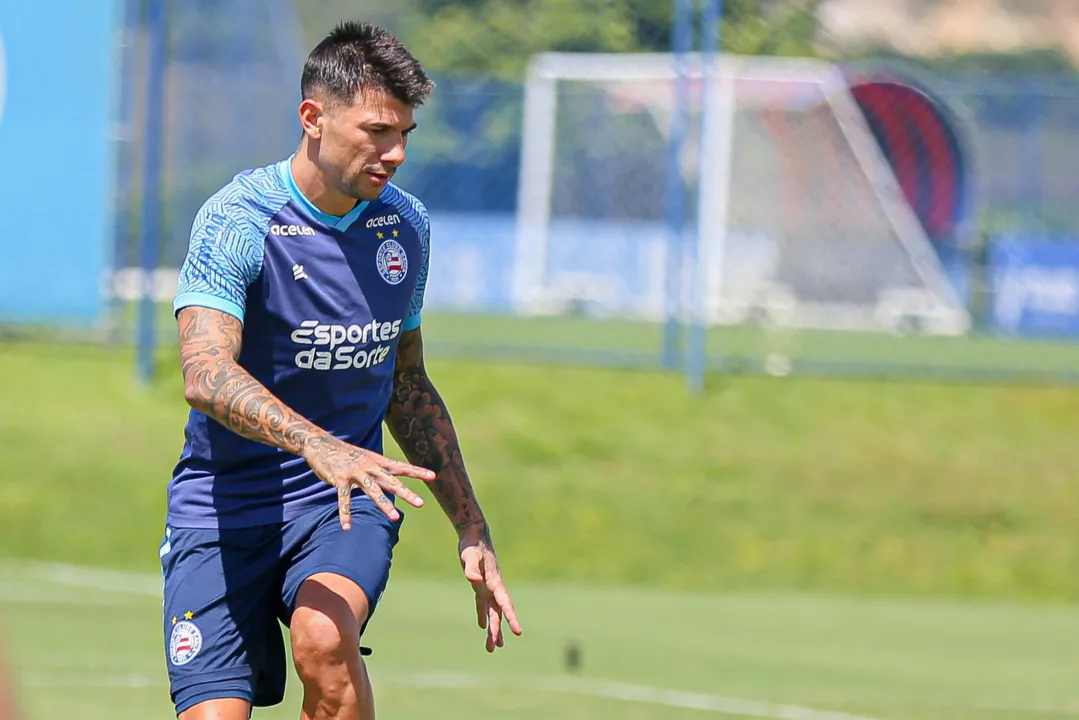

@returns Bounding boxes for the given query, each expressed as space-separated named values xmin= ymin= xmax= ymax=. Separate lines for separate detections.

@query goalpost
xmin=513 ymin=51 xmax=971 ymax=337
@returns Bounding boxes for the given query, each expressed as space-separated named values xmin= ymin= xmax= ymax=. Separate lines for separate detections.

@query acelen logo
xmin=270 ymin=224 xmax=316 ymax=237
xmin=366 ymin=214 xmax=401 ymax=229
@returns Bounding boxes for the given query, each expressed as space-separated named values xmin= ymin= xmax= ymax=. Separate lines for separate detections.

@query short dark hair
xmin=300 ymin=21 xmax=435 ymax=108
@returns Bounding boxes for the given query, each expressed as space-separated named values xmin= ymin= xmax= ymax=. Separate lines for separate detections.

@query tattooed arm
xmin=385 ymin=327 xmax=522 ymax=651
xmin=177 ymin=306 xmax=433 ymax=528
xmin=178 ymin=305 xmax=324 ymax=454
xmin=384 ymin=326 xmax=486 ymax=535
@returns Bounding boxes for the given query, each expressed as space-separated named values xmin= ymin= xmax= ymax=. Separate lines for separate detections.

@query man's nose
xmin=382 ymin=140 xmax=405 ymax=167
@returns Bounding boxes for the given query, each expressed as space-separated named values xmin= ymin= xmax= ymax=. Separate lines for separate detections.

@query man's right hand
xmin=302 ymin=434 xmax=436 ymax=529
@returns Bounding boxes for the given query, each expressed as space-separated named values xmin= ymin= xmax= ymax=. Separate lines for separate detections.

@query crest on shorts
xmin=169 ymin=619 xmax=203 ymax=666
xmin=376 ymin=238 xmax=408 ymax=285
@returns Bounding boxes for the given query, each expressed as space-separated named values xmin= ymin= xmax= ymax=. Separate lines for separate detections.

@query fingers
xmin=461 ymin=548 xmax=523 ymax=652
xmin=462 ymin=547 xmax=488 ymax=629
xmin=482 ymin=577 xmax=521 ymax=653
xmin=353 ymin=473 xmax=400 ymax=522
xmin=337 ymin=483 xmax=353 ymax=531
xmin=470 ymin=576 xmax=522 ymax=653
xmin=372 ymin=468 xmax=425 ymax=510
xmin=336 ymin=469 xmax=423 ymax=526
xmin=316 ymin=443 xmax=431 ymax=525
xmin=381 ymin=457 xmax=437 ymax=483
xmin=357 ymin=457 xmax=432 ymax=517
xmin=491 ymin=583 xmax=523 ymax=637
xmin=475 ymin=587 xmax=486 ymax=630
xmin=486 ymin=601 xmax=503 ymax=653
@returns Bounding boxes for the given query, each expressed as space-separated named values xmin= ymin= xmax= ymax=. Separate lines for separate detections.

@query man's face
xmin=317 ymin=87 xmax=416 ymax=202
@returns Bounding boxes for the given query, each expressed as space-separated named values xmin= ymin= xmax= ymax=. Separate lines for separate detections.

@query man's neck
xmin=289 ymin=153 xmax=358 ymax=218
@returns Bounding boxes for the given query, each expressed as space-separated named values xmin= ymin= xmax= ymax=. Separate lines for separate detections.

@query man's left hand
xmin=459 ymin=526 xmax=522 ymax=653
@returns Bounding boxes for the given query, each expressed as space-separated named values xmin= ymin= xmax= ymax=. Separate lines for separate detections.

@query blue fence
xmin=0 ymin=0 xmax=120 ymax=326
xmin=988 ymin=236 xmax=1079 ymax=337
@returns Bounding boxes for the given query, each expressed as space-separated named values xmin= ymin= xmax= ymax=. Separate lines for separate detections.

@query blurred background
xmin=2 ymin=0 xmax=1079 ymax=718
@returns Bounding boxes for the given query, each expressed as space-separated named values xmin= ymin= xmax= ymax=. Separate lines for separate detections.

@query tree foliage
xmin=286 ymin=0 xmax=824 ymax=208
xmin=388 ymin=0 xmax=822 ymax=80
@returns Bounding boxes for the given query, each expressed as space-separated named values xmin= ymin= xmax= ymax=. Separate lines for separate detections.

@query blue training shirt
xmin=168 ymin=157 xmax=430 ymax=529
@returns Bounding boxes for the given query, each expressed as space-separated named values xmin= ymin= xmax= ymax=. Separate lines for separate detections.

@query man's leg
xmin=178 ymin=698 xmax=251 ymax=720
xmin=281 ymin=500 xmax=403 ymax=720
xmin=162 ymin=524 xmax=288 ymax=720
xmin=290 ymin=573 xmax=374 ymax=720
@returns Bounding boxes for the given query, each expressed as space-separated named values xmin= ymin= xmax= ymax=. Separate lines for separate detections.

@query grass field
xmin=2 ymin=327 xmax=1079 ymax=718
xmin=2 ymin=561 xmax=1078 ymax=720
xmin=2 ymin=335 xmax=1079 ymax=600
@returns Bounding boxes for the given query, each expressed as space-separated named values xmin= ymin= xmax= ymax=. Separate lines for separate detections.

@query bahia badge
xmin=376 ymin=239 xmax=408 ymax=285
xmin=169 ymin=620 xmax=203 ymax=666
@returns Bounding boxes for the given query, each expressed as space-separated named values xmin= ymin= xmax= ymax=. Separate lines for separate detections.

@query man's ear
xmin=298 ymin=98 xmax=325 ymax=140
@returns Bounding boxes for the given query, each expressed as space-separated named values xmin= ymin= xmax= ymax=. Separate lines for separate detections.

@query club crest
xmin=376 ymin=239 xmax=408 ymax=285
xmin=169 ymin=620 xmax=203 ymax=666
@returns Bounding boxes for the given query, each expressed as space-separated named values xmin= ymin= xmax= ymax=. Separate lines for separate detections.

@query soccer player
xmin=161 ymin=21 xmax=522 ymax=720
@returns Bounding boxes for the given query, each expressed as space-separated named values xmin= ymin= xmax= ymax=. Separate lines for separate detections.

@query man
xmin=162 ymin=20 xmax=522 ymax=720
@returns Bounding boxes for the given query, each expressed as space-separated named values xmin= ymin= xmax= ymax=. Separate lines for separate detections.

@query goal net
xmin=513 ymin=52 xmax=970 ymax=336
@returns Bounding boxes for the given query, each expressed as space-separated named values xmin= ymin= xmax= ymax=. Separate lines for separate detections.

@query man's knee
xmin=290 ymin=576 xmax=375 ymax=718
xmin=292 ymin=608 xmax=357 ymax=676
xmin=290 ymin=575 xmax=370 ymax=680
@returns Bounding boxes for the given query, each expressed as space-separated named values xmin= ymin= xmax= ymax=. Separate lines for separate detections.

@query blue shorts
xmin=158 ymin=499 xmax=403 ymax=715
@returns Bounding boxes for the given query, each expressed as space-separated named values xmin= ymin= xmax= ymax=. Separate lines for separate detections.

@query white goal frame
xmin=514 ymin=51 xmax=971 ymax=335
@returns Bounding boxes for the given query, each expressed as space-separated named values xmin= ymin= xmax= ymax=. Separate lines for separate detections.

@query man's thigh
xmin=160 ymin=524 xmax=289 ymax=716
xmin=280 ymin=499 xmax=404 ymax=634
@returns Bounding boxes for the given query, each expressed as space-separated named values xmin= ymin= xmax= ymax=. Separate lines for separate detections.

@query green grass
xmin=1 ymin=563 xmax=1078 ymax=720
xmin=2 ymin=336 xmax=1079 ymax=601
xmin=2 ymin=327 xmax=1078 ymax=718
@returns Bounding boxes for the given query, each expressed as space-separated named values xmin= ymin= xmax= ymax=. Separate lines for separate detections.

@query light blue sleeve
xmin=402 ymin=200 xmax=430 ymax=332
xmin=173 ymin=204 xmax=264 ymax=322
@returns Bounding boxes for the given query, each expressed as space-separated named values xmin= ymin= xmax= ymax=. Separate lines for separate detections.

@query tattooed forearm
xmin=178 ymin=307 xmax=327 ymax=456
xmin=385 ymin=328 xmax=487 ymax=536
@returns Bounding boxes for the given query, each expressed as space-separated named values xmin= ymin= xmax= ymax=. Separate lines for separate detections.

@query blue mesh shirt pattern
xmin=381 ymin=184 xmax=430 ymax=330
xmin=174 ymin=167 xmax=290 ymax=320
